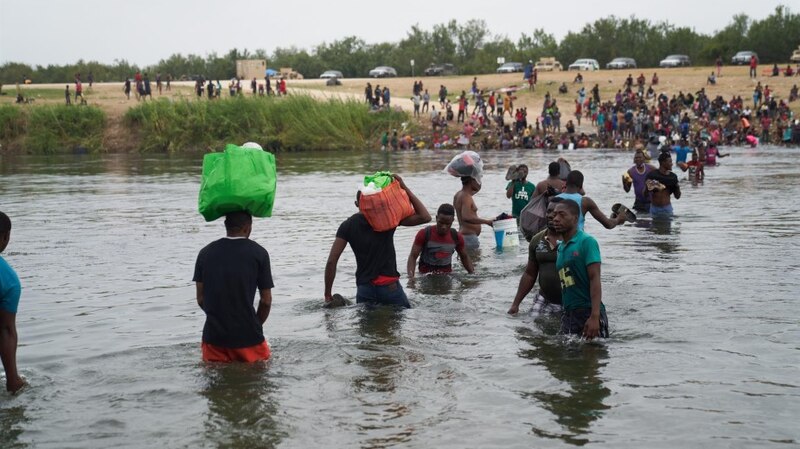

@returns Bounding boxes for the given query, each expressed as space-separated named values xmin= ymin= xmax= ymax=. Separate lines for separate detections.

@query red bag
xmin=359 ymin=181 xmax=414 ymax=232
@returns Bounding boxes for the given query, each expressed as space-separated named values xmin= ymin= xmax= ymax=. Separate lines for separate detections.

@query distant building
xmin=236 ymin=60 xmax=267 ymax=79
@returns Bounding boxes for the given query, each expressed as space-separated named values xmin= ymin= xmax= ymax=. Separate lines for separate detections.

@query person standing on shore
xmin=64 ymin=84 xmax=71 ymax=105
xmin=646 ymin=152 xmax=681 ymax=218
xmin=750 ymin=55 xmax=758 ymax=79
xmin=422 ymin=89 xmax=430 ymax=114
xmin=166 ymin=73 xmax=171 ymax=91
xmin=156 ymin=73 xmax=162 ymax=95
xmin=324 ymin=175 xmax=431 ymax=308
xmin=407 ymin=203 xmax=473 ymax=279
xmin=454 ymin=176 xmax=494 ymax=250
xmin=0 ymin=211 xmax=26 ymax=393
xmin=508 ymin=198 xmax=564 ymax=316
xmin=622 ymin=150 xmax=656 ymax=212
xmin=552 ymin=199 xmax=609 ymax=339
xmin=193 ymin=211 xmax=273 ymax=363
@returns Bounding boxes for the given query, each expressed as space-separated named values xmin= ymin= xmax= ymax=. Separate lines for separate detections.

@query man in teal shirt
xmin=0 ymin=211 xmax=25 ymax=393
xmin=552 ymin=199 xmax=609 ymax=339
xmin=505 ymin=164 xmax=535 ymax=221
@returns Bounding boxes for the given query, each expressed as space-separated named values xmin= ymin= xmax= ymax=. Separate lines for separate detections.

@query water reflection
xmin=0 ymin=404 xmax=28 ymax=449
xmin=200 ymin=362 xmax=285 ymax=449
xmin=516 ymin=327 xmax=610 ymax=446
xmin=631 ymin=217 xmax=681 ymax=259
xmin=351 ymin=307 xmax=416 ymax=447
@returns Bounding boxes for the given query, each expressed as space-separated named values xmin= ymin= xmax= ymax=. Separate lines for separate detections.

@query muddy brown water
xmin=0 ymin=146 xmax=798 ymax=448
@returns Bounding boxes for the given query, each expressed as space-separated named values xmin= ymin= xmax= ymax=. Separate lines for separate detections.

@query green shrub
xmin=25 ymin=105 xmax=106 ymax=153
xmin=0 ymin=105 xmax=26 ymax=141
xmin=125 ymin=95 xmax=408 ymax=153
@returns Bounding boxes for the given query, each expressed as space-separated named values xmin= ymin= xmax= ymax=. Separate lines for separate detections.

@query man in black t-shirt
xmin=324 ymin=174 xmax=431 ymax=308
xmin=193 ymin=211 xmax=273 ymax=362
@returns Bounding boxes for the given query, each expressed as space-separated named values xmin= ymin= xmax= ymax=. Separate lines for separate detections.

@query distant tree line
xmin=2 ymin=6 xmax=798 ymax=84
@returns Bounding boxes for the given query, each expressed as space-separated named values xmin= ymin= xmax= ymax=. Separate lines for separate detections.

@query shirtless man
xmin=454 ymin=176 xmax=493 ymax=250
xmin=645 ymin=152 xmax=681 ymax=217
xmin=534 ymin=161 xmax=566 ymax=197
xmin=556 ymin=170 xmax=626 ymax=231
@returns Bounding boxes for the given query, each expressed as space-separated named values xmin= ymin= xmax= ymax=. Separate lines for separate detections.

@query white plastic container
xmin=493 ymin=218 xmax=519 ymax=248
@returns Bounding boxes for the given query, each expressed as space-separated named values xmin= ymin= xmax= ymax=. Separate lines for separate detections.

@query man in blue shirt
xmin=0 ymin=211 xmax=25 ymax=393
xmin=671 ymin=139 xmax=692 ymax=171
xmin=552 ymin=200 xmax=609 ymax=339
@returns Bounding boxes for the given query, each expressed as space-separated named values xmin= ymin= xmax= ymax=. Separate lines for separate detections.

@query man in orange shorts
xmin=193 ymin=211 xmax=273 ymax=362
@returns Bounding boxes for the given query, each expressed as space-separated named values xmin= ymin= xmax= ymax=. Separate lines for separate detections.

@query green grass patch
xmin=0 ymin=104 xmax=25 ymax=140
xmin=125 ymin=95 xmax=408 ymax=153
xmin=25 ymin=105 xmax=106 ymax=153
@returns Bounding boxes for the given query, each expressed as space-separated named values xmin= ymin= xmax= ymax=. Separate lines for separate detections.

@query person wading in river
xmin=645 ymin=152 xmax=681 ymax=218
xmin=324 ymin=174 xmax=430 ymax=308
xmin=454 ymin=176 xmax=494 ymax=250
xmin=552 ymin=199 xmax=609 ymax=339
xmin=508 ymin=197 xmax=565 ymax=316
xmin=193 ymin=211 xmax=273 ymax=362
xmin=556 ymin=170 xmax=627 ymax=231
xmin=407 ymin=203 xmax=474 ymax=279
xmin=0 ymin=211 xmax=25 ymax=393
xmin=622 ymin=150 xmax=656 ymax=212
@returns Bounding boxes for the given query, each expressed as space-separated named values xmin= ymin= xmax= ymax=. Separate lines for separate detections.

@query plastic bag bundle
xmin=198 ymin=143 xmax=277 ymax=222
xmin=444 ymin=151 xmax=484 ymax=184
xmin=519 ymin=193 xmax=549 ymax=241
xmin=358 ymin=172 xmax=414 ymax=232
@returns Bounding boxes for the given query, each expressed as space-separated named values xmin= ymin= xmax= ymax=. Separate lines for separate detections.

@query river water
xmin=0 ymin=146 xmax=798 ymax=448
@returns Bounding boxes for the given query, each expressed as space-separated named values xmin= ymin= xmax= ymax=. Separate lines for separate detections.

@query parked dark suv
xmin=424 ymin=63 xmax=458 ymax=76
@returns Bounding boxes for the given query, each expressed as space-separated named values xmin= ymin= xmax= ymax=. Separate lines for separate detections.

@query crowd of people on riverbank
xmin=379 ymin=74 xmax=800 ymax=151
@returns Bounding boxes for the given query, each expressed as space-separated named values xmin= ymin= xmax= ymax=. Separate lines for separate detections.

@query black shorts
xmin=561 ymin=308 xmax=609 ymax=338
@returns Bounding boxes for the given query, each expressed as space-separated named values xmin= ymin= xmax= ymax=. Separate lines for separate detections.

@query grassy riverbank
xmin=125 ymin=95 xmax=408 ymax=152
xmin=0 ymin=104 xmax=106 ymax=153
xmin=0 ymin=95 xmax=408 ymax=153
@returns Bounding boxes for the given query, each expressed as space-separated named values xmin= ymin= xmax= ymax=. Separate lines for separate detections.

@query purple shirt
xmin=628 ymin=164 xmax=655 ymax=202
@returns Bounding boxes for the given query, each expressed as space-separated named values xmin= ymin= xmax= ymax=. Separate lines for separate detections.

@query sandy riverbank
xmin=3 ymin=66 xmax=799 ymax=151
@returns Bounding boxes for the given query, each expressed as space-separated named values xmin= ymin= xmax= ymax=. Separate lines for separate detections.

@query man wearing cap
xmin=646 ymin=152 xmax=681 ymax=217
xmin=325 ymin=175 xmax=431 ymax=308
xmin=193 ymin=211 xmax=274 ymax=363
xmin=454 ymin=176 xmax=494 ymax=250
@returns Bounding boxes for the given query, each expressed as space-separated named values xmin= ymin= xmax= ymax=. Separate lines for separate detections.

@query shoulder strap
xmin=423 ymin=226 xmax=431 ymax=247
xmin=450 ymin=228 xmax=459 ymax=246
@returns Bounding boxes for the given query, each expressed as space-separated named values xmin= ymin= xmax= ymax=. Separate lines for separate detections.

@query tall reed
xmin=125 ymin=95 xmax=408 ymax=152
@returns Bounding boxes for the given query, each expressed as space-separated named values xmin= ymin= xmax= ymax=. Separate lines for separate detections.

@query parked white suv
xmin=568 ymin=59 xmax=600 ymax=71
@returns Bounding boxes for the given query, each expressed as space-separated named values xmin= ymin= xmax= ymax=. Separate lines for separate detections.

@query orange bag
xmin=359 ymin=180 xmax=415 ymax=232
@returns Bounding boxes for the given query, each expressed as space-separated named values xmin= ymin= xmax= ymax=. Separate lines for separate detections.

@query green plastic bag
xmin=363 ymin=171 xmax=393 ymax=189
xmin=198 ymin=144 xmax=277 ymax=222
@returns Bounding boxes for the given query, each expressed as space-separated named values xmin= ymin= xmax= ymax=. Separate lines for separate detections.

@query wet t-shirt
xmin=193 ymin=238 xmax=273 ymax=348
xmin=646 ymin=170 xmax=679 ymax=194
xmin=336 ymin=213 xmax=399 ymax=285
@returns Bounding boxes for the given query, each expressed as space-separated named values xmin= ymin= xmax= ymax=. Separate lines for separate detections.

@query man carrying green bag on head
xmin=198 ymin=142 xmax=277 ymax=222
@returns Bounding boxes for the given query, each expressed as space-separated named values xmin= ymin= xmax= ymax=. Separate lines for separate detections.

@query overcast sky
xmin=0 ymin=0 xmax=790 ymax=66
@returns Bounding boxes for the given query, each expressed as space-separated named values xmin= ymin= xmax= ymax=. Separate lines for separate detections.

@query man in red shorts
xmin=193 ymin=211 xmax=273 ymax=362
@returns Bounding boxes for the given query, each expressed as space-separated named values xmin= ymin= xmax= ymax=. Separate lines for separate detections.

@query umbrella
xmin=265 ymin=69 xmax=278 ymax=76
